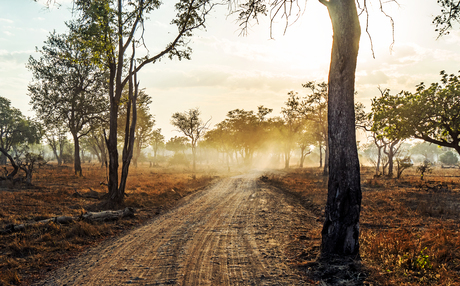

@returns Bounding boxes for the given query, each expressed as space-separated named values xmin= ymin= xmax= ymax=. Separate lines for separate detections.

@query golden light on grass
xmin=263 ymin=166 xmax=460 ymax=285
xmin=0 ymin=163 xmax=217 ymax=285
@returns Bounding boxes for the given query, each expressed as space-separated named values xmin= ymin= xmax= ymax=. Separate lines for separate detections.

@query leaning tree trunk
xmin=119 ymin=69 xmax=137 ymax=196
xmin=107 ymin=60 xmax=122 ymax=205
xmin=321 ymin=0 xmax=362 ymax=259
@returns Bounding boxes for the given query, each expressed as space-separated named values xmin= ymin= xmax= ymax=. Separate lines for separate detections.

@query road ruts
xmin=34 ymin=173 xmax=311 ymax=286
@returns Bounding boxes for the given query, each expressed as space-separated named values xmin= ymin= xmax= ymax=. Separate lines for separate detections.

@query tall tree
xmin=302 ymin=81 xmax=328 ymax=174
xmin=43 ymin=123 xmax=68 ymax=166
xmin=233 ymin=0 xmax=376 ymax=258
xmin=204 ymin=122 xmax=234 ymax=170
xmin=222 ymin=106 xmax=272 ymax=166
xmin=119 ymin=89 xmax=156 ymax=167
xmin=166 ymin=136 xmax=190 ymax=155
xmin=280 ymin=92 xmax=305 ymax=169
xmin=297 ymin=121 xmax=316 ymax=168
xmin=73 ymin=0 xmax=215 ymax=206
xmin=171 ymin=108 xmax=209 ymax=171
xmin=150 ymin=128 xmax=165 ymax=166
xmin=82 ymin=126 xmax=108 ymax=168
xmin=27 ymin=30 xmax=108 ymax=176
xmin=320 ymin=0 xmax=362 ymax=257
xmin=370 ymin=89 xmax=408 ymax=177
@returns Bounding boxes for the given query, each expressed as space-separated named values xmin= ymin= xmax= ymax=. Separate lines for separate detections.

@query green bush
xmin=168 ymin=153 xmax=190 ymax=167
xmin=439 ymin=150 xmax=458 ymax=165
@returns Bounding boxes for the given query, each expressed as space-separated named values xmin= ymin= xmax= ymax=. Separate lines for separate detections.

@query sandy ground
xmin=33 ymin=173 xmax=315 ymax=285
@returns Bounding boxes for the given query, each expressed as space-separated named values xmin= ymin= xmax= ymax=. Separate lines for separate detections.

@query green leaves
xmin=27 ymin=29 xmax=108 ymax=137
xmin=433 ymin=0 xmax=460 ymax=37
xmin=371 ymin=70 xmax=460 ymax=156
xmin=0 ymin=97 xmax=41 ymax=151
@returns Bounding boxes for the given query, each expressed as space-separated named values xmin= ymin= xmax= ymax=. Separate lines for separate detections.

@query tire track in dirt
xmin=34 ymin=173 xmax=312 ymax=285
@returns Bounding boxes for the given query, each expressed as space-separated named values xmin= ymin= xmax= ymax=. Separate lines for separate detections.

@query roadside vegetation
xmin=0 ymin=163 xmax=218 ymax=286
xmin=265 ymin=167 xmax=460 ymax=285
xmin=2 ymin=162 xmax=459 ymax=285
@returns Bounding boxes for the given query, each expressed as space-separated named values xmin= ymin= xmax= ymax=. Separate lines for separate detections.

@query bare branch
xmin=379 ymin=0 xmax=396 ymax=53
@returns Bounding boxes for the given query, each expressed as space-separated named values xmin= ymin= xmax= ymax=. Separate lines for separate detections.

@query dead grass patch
xmin=0 ymin=163 xmax=217 ymax=285
xmin=265 ymin=166 xmax=460 ymax=285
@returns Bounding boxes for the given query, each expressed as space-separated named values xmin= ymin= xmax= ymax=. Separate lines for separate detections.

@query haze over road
xmin=35 ymin=173 xmax=314 ymax=285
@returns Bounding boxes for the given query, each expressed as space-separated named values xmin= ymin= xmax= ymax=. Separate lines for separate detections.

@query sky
xmin=1 ymin=0 xmax=459 ymax=141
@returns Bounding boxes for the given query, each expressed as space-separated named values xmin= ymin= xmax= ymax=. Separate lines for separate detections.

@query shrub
xmin=396 ymin=156 xmax=413 ymax=178
xmin=168 ymin=153 xmax=190 ymax=167
xmin=439 ymin=150 xmax=458 ymax=166
xmin=416 ymin=159 xmax=433 ymax=180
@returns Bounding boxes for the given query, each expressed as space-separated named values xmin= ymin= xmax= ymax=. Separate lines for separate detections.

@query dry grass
xmin=0 ymin=163 xmax=218 ymax=286
xmin=264 ymin=166 xmax=460 ymax=285
xmin=2 ymin=162 xmax=459 ymax=285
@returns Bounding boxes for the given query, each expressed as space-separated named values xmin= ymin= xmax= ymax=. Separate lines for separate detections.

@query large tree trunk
xmin=72 ymin=132 xmax=82 ymax=176
xmin=387 ymin=146 xmax=394 ymax=177
xmin=107 ymin=59 xmax=122 ymax=205
xmin=321 ymin=0 xmax=362 ymax=259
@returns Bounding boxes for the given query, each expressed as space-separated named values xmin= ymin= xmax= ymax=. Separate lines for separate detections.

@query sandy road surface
xmin=34 ymin=173 xmax=313 ymax=285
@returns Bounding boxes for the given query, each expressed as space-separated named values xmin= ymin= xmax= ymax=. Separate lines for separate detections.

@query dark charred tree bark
xmin=118 ymin=63 xmax=138 ymax=197
xmin=107 ymin=61 xmax=122 ymax=204
xmin=71 ymin=132 xmax=82 ymax=176
xmin=320 ymin=0 xmax=362 ymax=259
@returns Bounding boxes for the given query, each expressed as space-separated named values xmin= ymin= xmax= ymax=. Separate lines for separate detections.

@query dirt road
xmin=34 ymin=173 xmax=314 ymax=285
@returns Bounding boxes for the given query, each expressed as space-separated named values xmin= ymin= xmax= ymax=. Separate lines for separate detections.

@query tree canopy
xmin=171 ymin=108 xmax=209 ymax=171
xmin=27 ymin=29 xmax=108 ymax=176
xmin=371 ymin=71 xmax=460 ymax=156
xmin=67 ymin=0 xmax=215 ymax=205
xmin=0 ymin=97 xmax=41 ymax=158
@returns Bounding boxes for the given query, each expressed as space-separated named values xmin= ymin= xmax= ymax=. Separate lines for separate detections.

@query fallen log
xmin=72 ymin=188 xmax=104 ymax=199
xmin=0 ymin=207 xmax=135 ymax=235
xmin=81 ymin=207 xmax=135 ymax=222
